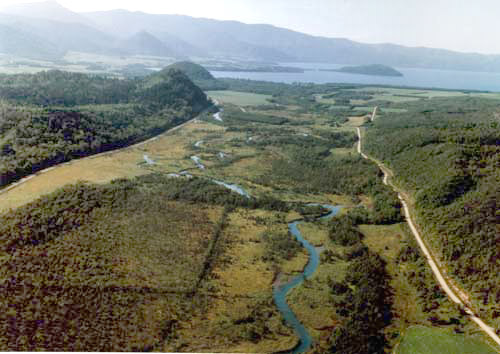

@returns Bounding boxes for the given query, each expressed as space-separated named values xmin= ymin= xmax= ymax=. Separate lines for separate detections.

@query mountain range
xmin=2 ymin=1 xmax=500 ymax=72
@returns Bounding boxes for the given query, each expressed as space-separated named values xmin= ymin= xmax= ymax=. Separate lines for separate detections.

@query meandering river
xmin=274 ymin=204 xmax=342 ymax=353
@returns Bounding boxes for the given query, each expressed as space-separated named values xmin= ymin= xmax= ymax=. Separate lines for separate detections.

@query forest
xmin=363 ymin=96 xmax=500 ymax=326
xmin=0 ymin=174 xmax=299 ymax=351
xmin=0 ymin=69 xmax=211 ymax=187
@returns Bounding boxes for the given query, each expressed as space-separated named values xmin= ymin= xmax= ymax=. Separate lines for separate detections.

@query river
xmin=274 ymin=204 xmax=342 ymax=353
xmin=211 ymin=62 xmax=500 ymax=91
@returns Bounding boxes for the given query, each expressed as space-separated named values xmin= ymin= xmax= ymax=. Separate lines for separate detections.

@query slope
xmin=0 ymin=69 xmax=211 ymax=188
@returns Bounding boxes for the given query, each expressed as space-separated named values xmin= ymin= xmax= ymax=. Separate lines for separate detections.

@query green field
xmin=396 ymin=326 xmax=497 ymax=354
xmin=207 ymin=90 xmax=272 ymax=106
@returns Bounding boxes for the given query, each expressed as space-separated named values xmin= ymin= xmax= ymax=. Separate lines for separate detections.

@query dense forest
xmin=0 ymin=69 xmax=211 ymax=188
xmin=161 ymin=62 xmax=227 ymax=90
xmin=0 ymin=174 xmax=297 ymax=351
xmin=363 ymin=97 xmax=500 ymax=324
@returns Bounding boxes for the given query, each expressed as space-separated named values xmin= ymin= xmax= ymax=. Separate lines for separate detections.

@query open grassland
xmin=349 ymin=86 xmax=500 ymax=100
xmin=396 ymin=326 xmax=497 ymax=354
xmin=207 ymin=90 xmax=272 ymax=106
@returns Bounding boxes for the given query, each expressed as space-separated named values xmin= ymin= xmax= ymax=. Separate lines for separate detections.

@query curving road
xmin=357 ymin=119 xmax=500 ymax=348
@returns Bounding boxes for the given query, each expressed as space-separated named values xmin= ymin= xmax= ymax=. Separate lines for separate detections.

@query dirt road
xmin=357 ymin=120 xmax=500 ymax=349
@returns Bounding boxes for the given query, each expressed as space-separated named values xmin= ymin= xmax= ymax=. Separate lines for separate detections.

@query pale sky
xmin=1 ymin=0 xmax=500 ymax=54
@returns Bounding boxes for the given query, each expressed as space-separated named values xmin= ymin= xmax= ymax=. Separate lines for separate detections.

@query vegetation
xmin=0 ymin=69 xmax=211 ymax=188
xmin=364 ymin=97 xmax=500 ymax=326
xmin=329 ymin=246 xmax=392 ymax=353
xmin=2 ymin=76 xmax=498 ymax=353
xmin=0 ymin=173 xmax=297 ymax=351
xmin=261 ymin=230 xmax=301 ymax=263
xmin=163 ymin=61 xmax=228 ymax=90
xmin=329 ymin=64 xmax=404 ymax=77
xmin=396 ymin=326 xmax=497 ymax=354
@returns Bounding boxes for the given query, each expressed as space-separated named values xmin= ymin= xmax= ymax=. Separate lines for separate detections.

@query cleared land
xmin=207 ymin=90 xmax=272 ymax=106
xmin=396 ymin=326 xmax=497 ymax=354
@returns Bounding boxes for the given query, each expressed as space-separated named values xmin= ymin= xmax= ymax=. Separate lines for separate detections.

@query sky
xmin=1 ymin=0 xmax=500 ymax=54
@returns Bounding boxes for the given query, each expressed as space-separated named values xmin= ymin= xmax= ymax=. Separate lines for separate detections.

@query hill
xmin=332 ymin=64 xmax=403 ymax=77
xmin=161 ymin=61 xmax=228 ymax=90
xmin=0 ymin=69 xmax=211 ymax=187
xmin=364 ymin=97 xmax=500 ymax=330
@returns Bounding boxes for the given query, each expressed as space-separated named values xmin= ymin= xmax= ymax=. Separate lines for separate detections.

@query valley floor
xmin=0 ymin=86 xmax=497 ymax=353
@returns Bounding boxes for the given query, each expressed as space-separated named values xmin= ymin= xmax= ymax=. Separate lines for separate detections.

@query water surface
xmin=212 ymin=63 xmax=500 ymax=91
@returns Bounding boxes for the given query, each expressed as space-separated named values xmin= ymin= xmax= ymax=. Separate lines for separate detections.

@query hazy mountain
xmin=82 ymin=9 xmax=500 ymax=71
xmin=3 ymin=1 xmax=500 ymax=72
xmin=116 ymin=31 xmax=177 ymax=57
xmin=83 ymin=11 xmax=294 ymax=61
xmin=0 ymin=23 xmax=62 ymax=59
xmin=154 ymin=32 xmax=207 ymax=58
xmin=2 ymin=1 xmax=93 ymax=26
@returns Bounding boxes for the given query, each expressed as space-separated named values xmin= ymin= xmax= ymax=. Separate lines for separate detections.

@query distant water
xmin=211 ymin=63 xmax=500 ymax=92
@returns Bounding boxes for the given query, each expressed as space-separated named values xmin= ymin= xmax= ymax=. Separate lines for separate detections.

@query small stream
xmin=273 ymin=204 xmax=342 ymax=353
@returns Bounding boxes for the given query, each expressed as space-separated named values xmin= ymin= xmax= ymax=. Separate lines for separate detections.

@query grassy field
xmin=207 ymin=90 xmax=272 ymax=106
xmin=396 ymin=326 xmax=497 ymax=354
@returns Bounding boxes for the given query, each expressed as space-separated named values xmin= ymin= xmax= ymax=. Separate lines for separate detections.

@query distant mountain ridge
xmin=2 ymin=2 xmax=500 ymax=72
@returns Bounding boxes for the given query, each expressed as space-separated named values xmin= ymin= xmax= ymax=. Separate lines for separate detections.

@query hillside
xmin=363 ymin=97 xmax=500 ymax=330
xmin=0 ymin=23 xmax=62 ymax=59
xmin=116 ymin=31 xmax=176 ymax=57
xmin=0 ymin=69 xmax=211 ymax=187
xmin=333 ymin=64 xmax=403 ymax=77
xmin=162 ymin=61 xmax=228 ymax=90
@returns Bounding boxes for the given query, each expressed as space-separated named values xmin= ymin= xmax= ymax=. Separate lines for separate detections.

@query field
xmin=396 ymin=326 xmax=497 ymax=354
xmin=207 ymin=90 xmax=272 ymax=106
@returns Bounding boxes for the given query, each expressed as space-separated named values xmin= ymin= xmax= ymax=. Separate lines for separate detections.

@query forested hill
xmin=363 ymin=97 xmax=500 ymax=326
xmin=0 ymin=69 xmax=211 ymax=187
xmin=161 ymin=61 xmax=227 ymax=90
xmin=333 ymin=64 xmax=403 ymax=77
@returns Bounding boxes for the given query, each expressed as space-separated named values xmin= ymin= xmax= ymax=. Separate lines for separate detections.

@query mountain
xmin=2 ymin=2 xmax=500 ymax=72
xmin=116 ymin=31 xmax=176 ymax=57
xmin=154 ymin=32 xmax=207 ymax=58
xmin=0 ymin=23 xmax=62 ymax=59
xmin=83 ymin=9 xmax=500 ymax=72
xmin=82 ymin=11 xmax=294 ymax=61
xmin=2 ymin=0 xmax=93 ymax=26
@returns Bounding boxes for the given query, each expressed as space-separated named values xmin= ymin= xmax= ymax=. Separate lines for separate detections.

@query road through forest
xmin=356 ymin=116 xmax=500 ymax=349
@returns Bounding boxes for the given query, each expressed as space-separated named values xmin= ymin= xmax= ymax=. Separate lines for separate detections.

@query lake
xmin=211 ymin=63 xmax=500 ymax=92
